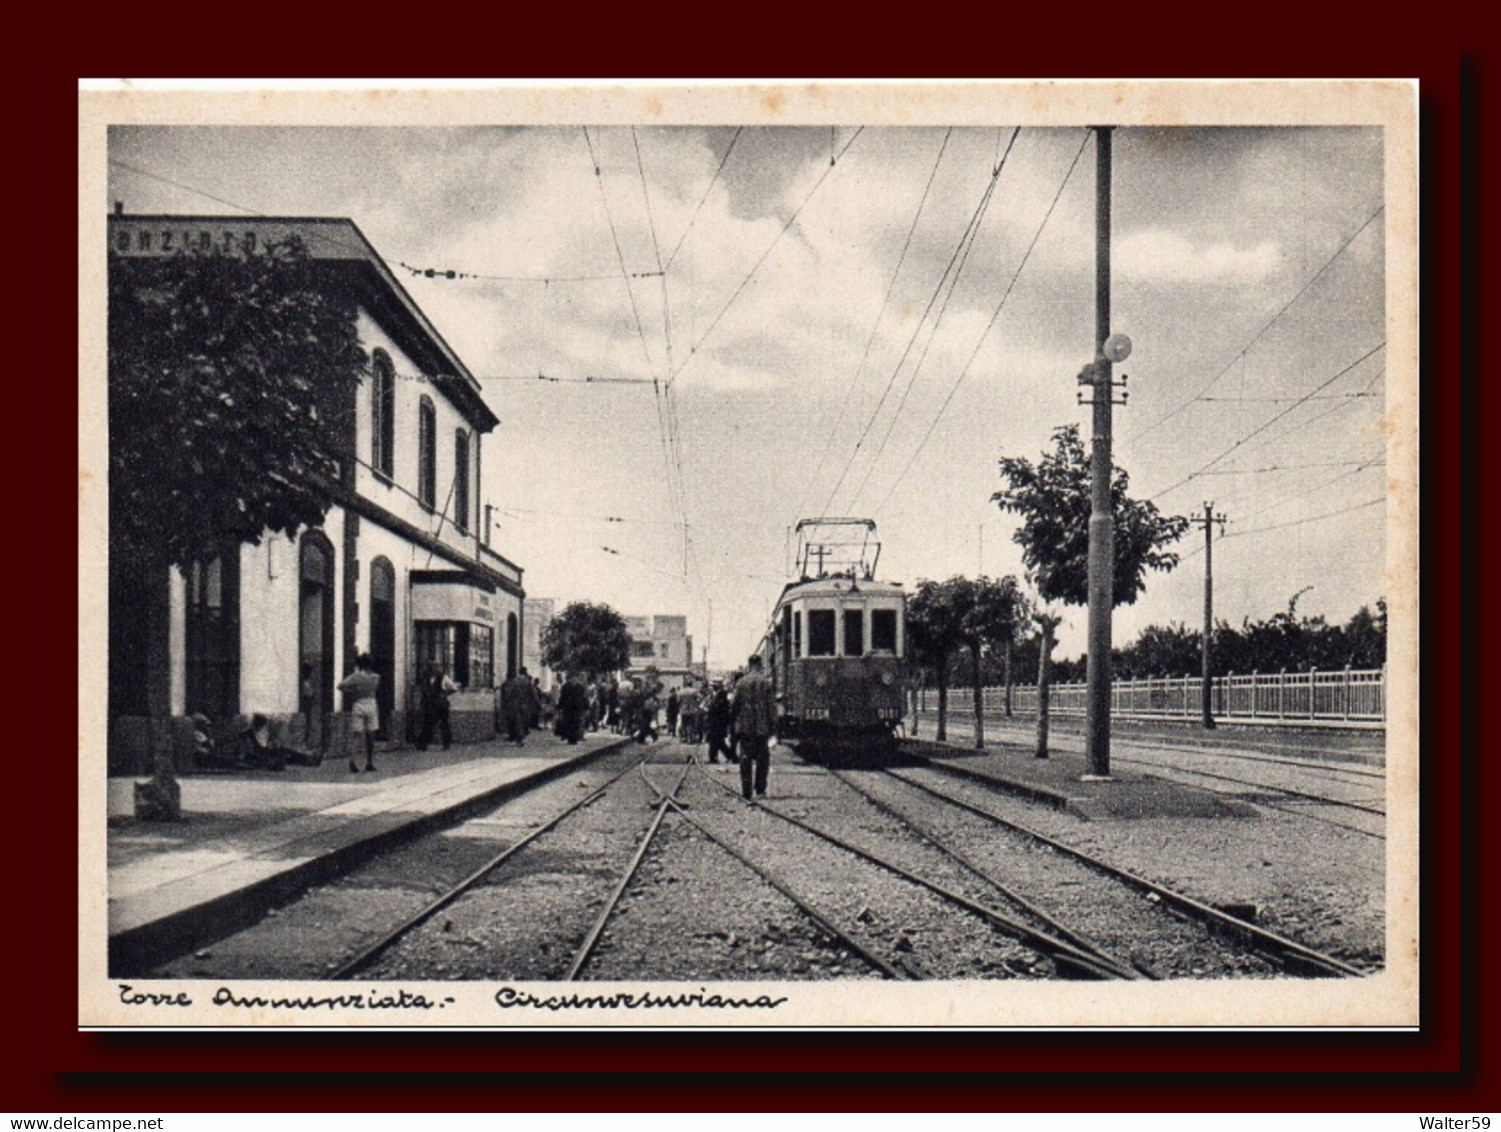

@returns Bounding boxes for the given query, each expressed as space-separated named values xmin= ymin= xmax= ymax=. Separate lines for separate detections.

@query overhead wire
xmin=871 ymin=128 xmax=1093 ymax=516
xmin=1146 ymin=341 xmax=1386 ymax=502
xmin=1222 ymin=496 xmax=1385 ymax=541
xmin=635 ymin=126 xmax=693 ymax=577
xmin=582 ymin=126 xmax=687 ymax=565
xmin=1128 ymin=203 xmax=1385 ymax=443
xmin=790 ymin=126 xmax=954 ymax=524
xmin=664 ymin=127 xmax=742 ymax=271
xmin=665 ymin=126 xmax=865 ymax=390
xmin=845 ymin=128 xmax=1024 ymax=512
xmin=818 ymin=130 xmax=1021 ymax=517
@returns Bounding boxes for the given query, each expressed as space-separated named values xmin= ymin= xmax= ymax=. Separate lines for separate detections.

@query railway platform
xmin=105 ymin=729 xmax=635 ymax=974
xmin=903 ymin=732 xmax=1260 ymax=821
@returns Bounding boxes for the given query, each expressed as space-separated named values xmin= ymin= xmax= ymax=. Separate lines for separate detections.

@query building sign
xmin=412 ymin=580 xmax=495 ymax=625
xmin=108 ymin=219 xmax=357 ymax=262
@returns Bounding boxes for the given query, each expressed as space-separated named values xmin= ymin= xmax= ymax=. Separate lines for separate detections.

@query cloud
xmin=1115 ymin=229 xmax=1283 ymax=283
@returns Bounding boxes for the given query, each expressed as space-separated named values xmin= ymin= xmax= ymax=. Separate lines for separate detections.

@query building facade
xmin=521 ymin=598 xmax=558 ymax=692
xmin=107 ymin=215 xmax=526 ymax=771
xmin=624 ymin=614 xmax=702 ymax=690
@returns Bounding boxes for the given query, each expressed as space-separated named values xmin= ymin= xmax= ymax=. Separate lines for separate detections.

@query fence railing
xmin=927 ymin=666 xmax=1385 ymax=727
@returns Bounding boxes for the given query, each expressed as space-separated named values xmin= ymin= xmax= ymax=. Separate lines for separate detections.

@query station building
xmin=107 ymin=214 xmax=526 ymax=771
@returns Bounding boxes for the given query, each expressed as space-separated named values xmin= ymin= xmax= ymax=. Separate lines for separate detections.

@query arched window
xmin=298 ymin=531 xmax=336 ymax=751
xmin=371 ymin=349 xmax=395 ymax=479
xmin=368 ymin=557 xmax=396 ymax=731
xmin=417 ymin=395 xmax=436 ymax=509
xmin=453 ymin=429 xmax=470 ymax=532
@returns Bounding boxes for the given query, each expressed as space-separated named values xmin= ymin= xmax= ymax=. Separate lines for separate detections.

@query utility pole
xmin=1194 ymin=502 xmax=1227 ymax=729
xmin=1083 ymin=124 xmax=1128 ymax=780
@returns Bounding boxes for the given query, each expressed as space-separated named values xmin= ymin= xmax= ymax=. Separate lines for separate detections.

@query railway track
xmin=880 ymin=766 xmax=1368 ymax=978
xmin=684 ymin=765 xmax=1140 ymax=980
xmin=1102 ymin=753 xmax=1386 ymax=839
xmin=331 ymin=753 xmax=654 ymax=979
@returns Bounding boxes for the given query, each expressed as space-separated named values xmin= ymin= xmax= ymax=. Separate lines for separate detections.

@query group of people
xmin=158 ymin=647 xmax=781 ymax=801
xmin=490 ymin=656 xmax=780 ymax=799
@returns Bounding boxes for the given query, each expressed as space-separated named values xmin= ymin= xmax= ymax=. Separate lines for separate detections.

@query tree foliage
xmin=1095 ymin=598 xmax=1387 ymax=680
xmin=108 ymin=237 xmax=367 ymax=569
xmin=541 ymin=602 xmax=632 ymax=678
xmin=907 ymin=574 xmax=1027 ymax=742
xmin=993 ymin=424 xmax=1189 ymax=607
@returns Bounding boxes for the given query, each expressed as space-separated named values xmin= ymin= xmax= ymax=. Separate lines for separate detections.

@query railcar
xmin=757 ymin=519 xmax=907 ymax=755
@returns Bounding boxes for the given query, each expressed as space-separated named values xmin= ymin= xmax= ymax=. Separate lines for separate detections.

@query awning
xmin=410 ymin=570 xmax=498 ymax=626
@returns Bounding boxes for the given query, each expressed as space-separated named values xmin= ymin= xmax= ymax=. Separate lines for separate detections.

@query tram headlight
xmin=814 ymin=672 xmax=829 ymax=688
xmin=880 ymin=671 xmax=895 ymax=686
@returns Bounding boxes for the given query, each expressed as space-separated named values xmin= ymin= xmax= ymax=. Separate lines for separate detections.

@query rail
xmin=925 ymin=666 xmax=1385 ymax=728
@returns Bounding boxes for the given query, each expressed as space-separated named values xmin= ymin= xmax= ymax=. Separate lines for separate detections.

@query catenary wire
xmin=1146 ymin=341 xmax=1386 ymax=502
xmin=665 ymin=126 xmax=865 ymax=390
xmin=871 ymin=129 xmax=1092 ymax=516
xmin=844 ymin=128 xmax=1023 ymax=511
xmin=1128 ymin=204 xmax=1384 ymax=443
xmin=818 ymin=131 xmax=1023 ymax=516
xmin=790 ymin=127 xmax=954 ymax=525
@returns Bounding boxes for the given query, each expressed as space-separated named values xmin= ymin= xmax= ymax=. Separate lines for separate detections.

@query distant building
xmin=624 ymin=614 xmax=702 ymax=690
xmin=107 ymin=213 xmax=525 ymax=770
xmin=522 ymin=598 xmax=558 ymax=692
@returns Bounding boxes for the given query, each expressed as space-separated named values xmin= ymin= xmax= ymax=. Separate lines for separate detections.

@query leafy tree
xmin=109 ymin=236 xmax=368 ymax=571
xmin=906 ymin=578 xmax=969 ymax=742
xmin=1115 ymin=621 xmax=1202 ymax=679
xmin=993 ymin=424 xmax=1189 ymax=608
xmin=108 ymin=236 xmax=368 ymax=748
xmin=1032 ymin=610 xmax=1062 ymax=757
xmin=541 ymin=602 xmax=632 ymax=679
xmin=958 ymin=575 xmax=1028 ymax=748
xmin=994 ymin=425 xmax=1186 ymax=764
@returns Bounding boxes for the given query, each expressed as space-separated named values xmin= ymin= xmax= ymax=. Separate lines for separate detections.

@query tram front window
xmin=843 ymin=609 xmax=864 ymax=657
xmin=871 ymin=608 xmax=898 ymax=653
xmin=807 ymin=609 xmax=836 ymax=657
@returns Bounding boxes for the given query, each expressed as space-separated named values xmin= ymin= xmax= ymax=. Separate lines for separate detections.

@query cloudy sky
xmin=106 ymin=108 xmax=1393 ymax=669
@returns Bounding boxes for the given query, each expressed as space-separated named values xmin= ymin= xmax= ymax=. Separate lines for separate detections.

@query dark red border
xmin=28 ymin=38 xmax=1472 ymax=1109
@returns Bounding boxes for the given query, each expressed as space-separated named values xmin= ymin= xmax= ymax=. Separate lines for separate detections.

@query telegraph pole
xmin=1194 ymin=502 xmax=1227 ymax=729
xmin=1083 ymin=125 xmax=1125 ymax=779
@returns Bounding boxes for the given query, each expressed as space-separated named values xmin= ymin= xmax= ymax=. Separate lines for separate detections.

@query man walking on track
xmin=703 ymin=679 xmax=733 ymax=764
xmin=732 ymin=653 xmax=777 ymax=800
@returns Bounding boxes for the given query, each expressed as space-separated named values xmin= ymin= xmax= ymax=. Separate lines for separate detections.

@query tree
xmin=958 ymin=575 xmax=1028 ymax=749
xmin=1117 ymin=621 xmax=1202 ymax=679
xmin=906 ymin=578 xmax=969 ymax=742
xmin=993 ymin=424 xmax=1189 ymax=608
xmin=541 ymin=602 xmax=632 ymax=679
xmin=994 ymin=425 xmax=1186 ymax=761
xmin=108 ymin=236 xmax=368 ymax=763
xmin=1032 ymin=610 xmax=1062 ymax=758
xmin=109 ymin=236 xmax=368 ymax=572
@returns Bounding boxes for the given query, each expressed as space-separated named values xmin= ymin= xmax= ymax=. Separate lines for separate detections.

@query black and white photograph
xmin=79 ymin=80 xmax=1417 ymax=1028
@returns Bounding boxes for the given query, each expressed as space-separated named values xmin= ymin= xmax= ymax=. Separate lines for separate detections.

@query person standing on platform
xmin=665 ymin=687 xmax=680 ymax=737
xmin=501 ymin=668 xmax=535 ymax=746
xmin=732 ymin=654 xmax=777 ymax=800
xmin=417 ymin=663 xmax=456 ymax=751
xmin=678 ymin=681 xmax=701 ymax=744
xmin=557 ymin=672 xmax=589 ymax=744
xmin=703 ymin=680 xmax=733 ymax=764
xmin=339 ymin=653 xmax=381 ymax=773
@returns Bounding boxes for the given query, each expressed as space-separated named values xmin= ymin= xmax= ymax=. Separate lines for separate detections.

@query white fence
xmin=931 ymin=667 xmax=1385 ymax=728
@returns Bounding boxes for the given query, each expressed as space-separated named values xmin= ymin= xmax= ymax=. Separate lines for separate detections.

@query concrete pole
xmin=1196 ymin=502 xmax=1226 ymax=729
xmin=1084 ymin=125 xmax=1115 ymax=778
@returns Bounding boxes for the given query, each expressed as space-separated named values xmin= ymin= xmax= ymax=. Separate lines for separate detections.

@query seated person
xmin=238 ymin=713 xmax=323 ymax=770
